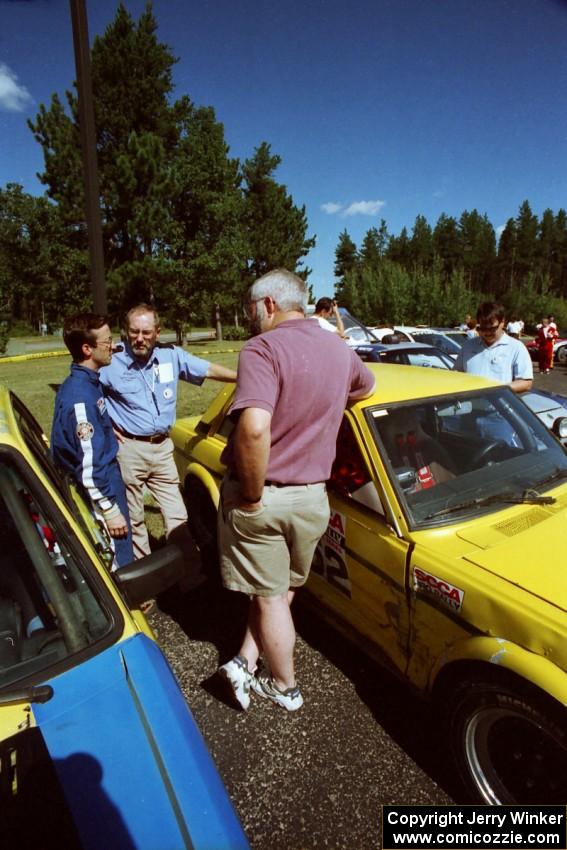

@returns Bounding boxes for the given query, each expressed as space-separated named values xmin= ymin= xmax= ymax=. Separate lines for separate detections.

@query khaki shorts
xmin=218 ymin=477 xmax=330 ymax=597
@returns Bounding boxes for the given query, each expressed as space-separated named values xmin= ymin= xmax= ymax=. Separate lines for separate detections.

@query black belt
xmin=229 ymin=473 xmax=298 ymax=487
xmin=118 ymin=429 xmax=168 ymax=444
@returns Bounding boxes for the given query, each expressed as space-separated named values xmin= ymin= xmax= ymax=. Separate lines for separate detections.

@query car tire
xmin=185 ymin=477 xmax=219 ymax=578
xmin=556 ymin=345 xmax=567 ymax=364
xmin=448 ymin=672 xmax=567 ymax=804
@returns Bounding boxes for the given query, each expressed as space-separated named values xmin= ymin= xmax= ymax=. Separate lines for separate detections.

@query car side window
xmin=406 ymin=352 xmax=444 ymax=369
xmin=329 ymin=418 xmax=384 ymax=515
xmin=0 ymin=459 xmax=112 ymax=692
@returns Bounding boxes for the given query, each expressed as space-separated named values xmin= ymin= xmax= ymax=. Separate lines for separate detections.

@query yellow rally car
xmin=171 ymin=364 xmax=567 ymax=806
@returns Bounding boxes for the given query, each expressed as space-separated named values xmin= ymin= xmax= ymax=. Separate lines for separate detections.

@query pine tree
xmin=166 ymin=104 xmax=246 ymax=324
xmin=0 ymin=184 xmax=89 ymax=326
xmin=459 ymin=210 xmax=496 ymax=292
xmin=360 ymin=222 xmax=388 ymax=270
xmin=242 ymin=142 xmax=315 ymax=281
xmin=334 ymin=229 xmax=358 ymax=300
xmin=514 ymin=200 xmax=539 ymax=282
xmin=409 ymin=215 xmax=433 ymax=269
xmin=28 ymin=4 xmax=179 ymax=270
xmin=433 ymin=214 xmax=461 ymax=276
xmin=386 ymin=226 xmax=411 ymax=268
xmin=497 ymin=218 xmax=517 ymax=294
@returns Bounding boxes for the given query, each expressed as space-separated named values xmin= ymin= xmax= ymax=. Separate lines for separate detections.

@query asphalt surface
xmin=148 ymin=362 xmax=567 ymax=850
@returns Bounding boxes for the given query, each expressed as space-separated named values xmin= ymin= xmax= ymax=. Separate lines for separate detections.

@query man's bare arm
xmin=206 ymin=363 xmax=237 ymax=382
xmin=510 ymin=378 xmax=533 ymax=393
xmin=348 ymin=374 xmax=376 ymax=401
xmin=233 ymin=407 xmax=272 ymax=508
xmin=332 ymin=302 xmax=346 ymax=337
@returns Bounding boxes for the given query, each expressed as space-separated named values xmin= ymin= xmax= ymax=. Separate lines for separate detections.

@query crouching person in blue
xmin=51 ymin=313 xmax=134 ymax=568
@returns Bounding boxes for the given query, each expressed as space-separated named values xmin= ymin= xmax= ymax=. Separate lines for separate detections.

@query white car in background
xmin=387 ymin=326 xmax=465 ymax=359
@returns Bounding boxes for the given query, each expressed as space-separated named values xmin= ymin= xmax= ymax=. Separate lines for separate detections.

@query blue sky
xmin=1 ymin=0 xmax=567 ymax=300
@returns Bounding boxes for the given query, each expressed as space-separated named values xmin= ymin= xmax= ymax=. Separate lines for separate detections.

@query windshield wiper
xmin=533 ymin=468 xmax=567 ymax=489
xmin=0 ymin=685 xmax=53 ymax=706
xmin=424 ymin=491 xmax=556 ymax=520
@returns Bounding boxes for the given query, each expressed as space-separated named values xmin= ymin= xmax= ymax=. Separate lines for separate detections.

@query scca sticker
xmin=311 ymin=510 xmax=351 ymax=597
xmin=412 ymin=566 xmax=464 ymax=612
xmin=76 ymin=421 xmax=94 ymax=441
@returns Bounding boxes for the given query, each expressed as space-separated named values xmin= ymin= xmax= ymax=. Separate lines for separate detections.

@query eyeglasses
xmin=478 ymin=323 xmax=501 ymax=333
xmin=94 ymin=337 xmax=113 ymax=348
xmin=243 ymin=298 xmax=263 ymax=320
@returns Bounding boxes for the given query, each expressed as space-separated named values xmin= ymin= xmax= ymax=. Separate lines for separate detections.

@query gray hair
xmin=249 ymin=269 xmax=307 ymax=314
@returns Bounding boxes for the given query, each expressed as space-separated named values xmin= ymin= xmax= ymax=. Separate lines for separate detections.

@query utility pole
xmin=69 ymin=0 xmax=107 ymax=313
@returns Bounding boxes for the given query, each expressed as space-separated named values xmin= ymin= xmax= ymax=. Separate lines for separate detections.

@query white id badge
xmin=157 ymin=363 xmax=174 ymax=383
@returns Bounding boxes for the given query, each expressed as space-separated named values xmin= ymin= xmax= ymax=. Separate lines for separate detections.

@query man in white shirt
xmin=311 ymin=298 xmax=346 ymax=337
xmin=454 ymin=302 xmax=533 ymax=393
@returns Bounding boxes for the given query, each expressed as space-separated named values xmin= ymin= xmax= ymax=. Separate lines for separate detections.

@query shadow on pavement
xmin=158 ymin=567 xmax=463 ymax=800
xmin=292 ymin=601 xmax=464 ymax=803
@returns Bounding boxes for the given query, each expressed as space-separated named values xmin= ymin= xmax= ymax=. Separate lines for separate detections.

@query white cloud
xmin=0 ymin=63 xmax=32 ymax=112
xmin=321 ymin=202 xmax=342 ymax=214
xmin=343 ymin=200 xmax=385 ymax=217
xmin=496 ymin=225 xmax=506 ymax=241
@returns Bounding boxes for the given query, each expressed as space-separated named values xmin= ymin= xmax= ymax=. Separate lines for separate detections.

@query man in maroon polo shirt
xmin=218 ymin=269 xmax=375 ymax=711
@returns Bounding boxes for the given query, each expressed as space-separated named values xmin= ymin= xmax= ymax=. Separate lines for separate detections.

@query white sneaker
xmin=218 ymin=655 xmax=254 ymax=710
xmin=250 ymin=673 xmax=304 ymax=711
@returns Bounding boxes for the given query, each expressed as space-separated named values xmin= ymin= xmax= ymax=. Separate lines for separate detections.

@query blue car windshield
xmin=367 ymin=387 xmax=567 ymax=527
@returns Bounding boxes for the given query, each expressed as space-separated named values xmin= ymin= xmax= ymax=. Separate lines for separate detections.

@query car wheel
xmin=556 ymin=345 xmax=567 ymax=364
xmin=185 ymin=477 xmax=219 ymax=578
xmin=449 ymin=674 xmax=567 ymax=804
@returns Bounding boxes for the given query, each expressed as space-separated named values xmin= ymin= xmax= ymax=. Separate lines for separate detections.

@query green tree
xmin=334 ymin=229 xmax=358 ymax=300
xmin=458 ymin=209 xmax=496 ymax=292
xmin=0 ymin=184 xmax=89 ymax=328
xmin=242 ymin=142 xmax=315 ymax=281
xmin=360 ymin=221 xmax=389 ymax=270
xmin=409 ymin=215 xmax=433 ymax=269
xmin=553 ymin=209 xmax=567 ymax=297
xmin=514 ymin=200 xmax=539 ymax=282
xmin=433 ymin=214 xmax=461 ymax=276
xmin=28 ymin=3 xmax=179 ymax=272
xmin=165 ymin=104 xmax=246 ymax=324
xmin=497 ymin=217 xmax=517 ymax=294
xmin=386 ymin=226 xmax=411 ymax=268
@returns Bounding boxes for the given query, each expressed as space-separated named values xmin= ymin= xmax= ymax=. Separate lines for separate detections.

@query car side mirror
xmin=114 ymin=544 xmax=184 ymax=606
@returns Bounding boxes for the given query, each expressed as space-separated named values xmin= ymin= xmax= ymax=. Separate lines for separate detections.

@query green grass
xmin=0 ymin=341 xmax=242 ymax=436
xmin=0 ymin=341 xmax=242 ymax=545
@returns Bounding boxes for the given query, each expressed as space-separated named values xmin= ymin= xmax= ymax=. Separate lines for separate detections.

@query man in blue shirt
xmin=453 ymin=301 xmax=533 ymax=393
xmin=52 ymin=313 xmax=134 ymax=568
xmin=100 ymin=304 xmax=236 ymax=572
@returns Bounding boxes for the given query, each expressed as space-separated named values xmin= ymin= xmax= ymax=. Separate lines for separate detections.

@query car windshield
xmin=410 ymin=331 xmax=462 ymax=356
xmin=367 ymin=386 xmax=567 ymax=527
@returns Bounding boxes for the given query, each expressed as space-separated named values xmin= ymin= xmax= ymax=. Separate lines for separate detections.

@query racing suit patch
xmin=76 ymin=421 xmax=94 ymax=441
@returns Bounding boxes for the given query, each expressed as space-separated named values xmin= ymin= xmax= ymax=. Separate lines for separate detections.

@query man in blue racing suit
xmin=51 ymin=313 xmax=134 ymax=567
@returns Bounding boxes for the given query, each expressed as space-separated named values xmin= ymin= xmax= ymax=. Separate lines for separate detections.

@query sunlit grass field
xmin=0 ymin=340 xmax=242 ymax=544
xmin=0 ymin=340 xmax=241 ymax=436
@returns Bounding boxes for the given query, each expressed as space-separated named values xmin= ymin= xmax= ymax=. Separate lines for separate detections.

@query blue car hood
xmin=33 ymin=633 xmax=248 ymax=850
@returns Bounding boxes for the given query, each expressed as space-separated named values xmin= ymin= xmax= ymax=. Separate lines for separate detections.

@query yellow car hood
xmin=458 ymin=506 xmax=567 ymax=613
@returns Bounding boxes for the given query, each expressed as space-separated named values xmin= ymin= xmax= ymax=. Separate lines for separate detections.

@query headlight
xmin=552 ymin=416 xmax=567 ymax=440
